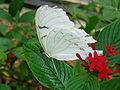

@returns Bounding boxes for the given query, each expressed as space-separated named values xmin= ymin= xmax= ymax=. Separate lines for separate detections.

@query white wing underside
xmin=35 ymin=5 xmax=102 ymax=61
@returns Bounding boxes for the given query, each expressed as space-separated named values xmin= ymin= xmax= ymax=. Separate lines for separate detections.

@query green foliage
xmin=94 ymin=0 xmax=120 ymax=22
xmin=0 ymin=37 xmax=16 ymax=51
xmin=102 ymin=7 xmax=120 ymax=21
xmin=67 ymin=4 xmax=88 ymax=21
xmin=0 ymin=0 xmax=4 ymax=4
xmin=0 ymin=24 xmax=8 ymax=36
xmin=7 ymin=26 xmax=27 ymax=43
xmin=0 ymin=8 xmax=13 ymax=22
xmin=19 ymin=10 xmax=36 ymax=23
xmin=85 ymin=15 xmax=99 ymax=33
xmin=9 ymin=0 xmax=24 ymax=17
xmin=66 ymin=73 xmax=100 ymax=90
xmin=19 ymin=61 xmax=29 ymax=76
xmin=0 ymin=84 xmax=11 ymax=90
xmin=101 ymin=77 xmax=120 ymax=90
xmin=23 ymin=40 xmax=72 ymax=89
xmin=72 ymin=60 xmax=85 ymax=76
xmin=96 ymin=19 xmax=120 ymax=65
xmin=10 ymin=47 xmax=26 ymax=60
xmin=94 ymin=0 xmax=120 ymax=9
xmin=0 ymin=49 xmax=7 ymax=60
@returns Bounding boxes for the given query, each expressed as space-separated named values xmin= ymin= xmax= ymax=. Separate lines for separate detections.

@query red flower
xmin=86 ymin=51 xmax=106 ymax=72
xmin=80 ymin=63 xmax=89 ymax=67
xmin=76 ymin=53 xmax=82 ymax=60
xmin=89 ymin=43 xmax=96 ymax=49
xmin=104 ymin=45 xmax=118 ymax=56
xmin=113 ymin=66 xmax=120 ymax=73
xmin=95 ymin=61 xmax=113 ymax=80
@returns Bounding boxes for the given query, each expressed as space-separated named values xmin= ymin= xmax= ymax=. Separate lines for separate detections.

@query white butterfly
xmin=35 ymin=5 xmax=102 ymax=61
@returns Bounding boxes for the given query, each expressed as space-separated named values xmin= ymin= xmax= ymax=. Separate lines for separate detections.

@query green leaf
xmin=85 ymin=15 xmax=99 ymax=33
xmin=0 ymin=8 xmax=13 ymax=22
xmin=0 ymin=37 xmax=16 ymax=51
xmin=67 ymin=4 xmax=88 ymax=21
xmin=85 ymin=1 xmax=96 ymax=11
xmin=19 ymin=61 xmax=29 ymax=76
xmin=0 ymin=24 xmax=8 ymax=36
xmin=11 ymin=47 xmax=26 ymax=60
xmin=96 ymin=19 xmax=120 ymax=65
xmin=19 ymin=10 xmax=36 ymax=23
xmin=9 ymin=0 xmax=24 ymax=17
xmin=94 ymin=0 xmax=120 ymax=9
xmin=23 ymin=40 xmax=72 ymax=89
xmin=66 ymin=73 xmax=100 ymax=90
xmin=0 ymin=49 xmax=7 ymax=60
xmin=72 ymin=60 xmax=85 ymax=76
xmin=0 ymin=0 xmax=4 ymax=4
xmin=8 ymin=26 xmax=27 ymax=43
xmin=0 ymin=84 xmax=11 ymax=90
xmin=102 ymin=7 xmax=120 ymax=21
xmin=101 ymin=77 xmax=120 ymax=90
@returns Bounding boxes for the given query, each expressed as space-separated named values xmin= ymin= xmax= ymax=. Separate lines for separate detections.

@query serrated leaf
xmin=23 ymin=40 xmax=72 ymax=89
xmin=66 ymin=73 xmax=100 ymax=90
xmin=0 ymin=37 xmax=16 ymax=51
xmin=19 ymin=10 xmax=35 ymax=23
xmin=0 ymin=84 xmax=11 ymax=90
xmin=101 ymin=77 xmax=120 ymax=90
xmin=0 ymin=49 xmax=7 ymax=60
xmin=0 ymin=8 xmax=13 ymax=22
xmin=96 ymin=19 xmax=120 ymax=65
xmin=9 ymin=0 xmax=24 ymax=17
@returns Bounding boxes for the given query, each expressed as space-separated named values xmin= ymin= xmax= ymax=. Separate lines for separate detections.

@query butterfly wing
xmin=45 ymin=27 xmax=96 ymax=60
xmin=35 ymin=5 xmax=74 ymax=28
xmin=35 ymin=5 xmax=102 ymax=61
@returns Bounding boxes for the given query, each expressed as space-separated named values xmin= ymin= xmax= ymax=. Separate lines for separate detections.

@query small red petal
xmin=103 ymin=60 xmax=109 ymax=64
xmin=95 ymin=66 xmax=102 ymax=72
xmin=106 ymin=69 xmax=113 ymax=73
xmin=112 ymin=51 xmax=119 ymax=54
xmin=86 ymin=57 xmax=94 ymax=62
xmin=94 ymin=51 xmax=98 ymax=58
xmin=89 ymin=52 xmax=92 ymax=57
xmin=103 ymin=73 xmax=110 ymax=80
xmin=98 ymin=56 xmax=106 ymax=61
xmin=117 ymin=66 xmax=120 ymax=70
xmin=97 ymin=73 xmax=103 ymax=79
xmin=80 ymin=63 xmax=89 ymax=67
xmin=97 ymin=62 xmax=103 ymax=68
xmin=110 ymin=53 xmax=115 ymax=56
xmin=89 ymin=62 xmax=96 ymax=72
xmin=76 ymin=53 xmax=82 ymax=60
xmin=105 ymin=53 xmax=109 ymax=56
xmin=104 ymin=45 xmax=109 ymax=50
xmin=109 ymin=45 xmax=113 ymax=50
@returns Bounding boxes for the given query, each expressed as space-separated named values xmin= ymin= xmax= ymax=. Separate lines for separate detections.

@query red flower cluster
xmin=104 ymin=45 xmax=118 ymax=56
xmin=76 ymin=44 xmax=119 ymax=80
